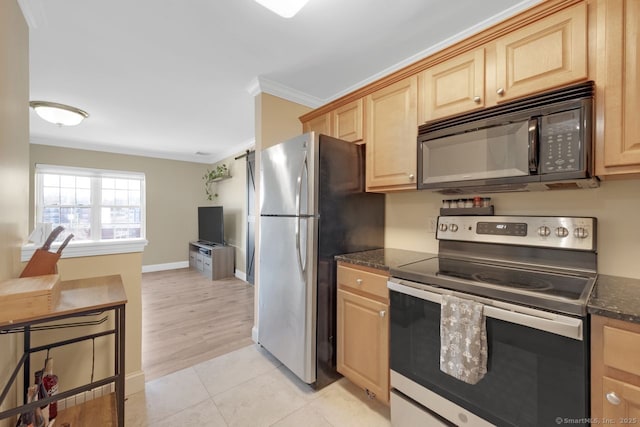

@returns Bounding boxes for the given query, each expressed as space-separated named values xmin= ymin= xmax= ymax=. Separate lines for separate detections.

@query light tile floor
xmin=125 ymin=344 xmax=391 ymax=427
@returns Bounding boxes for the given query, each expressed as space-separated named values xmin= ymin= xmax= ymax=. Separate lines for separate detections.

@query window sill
xmin=21 ymin=239 xmax=148 ymax=262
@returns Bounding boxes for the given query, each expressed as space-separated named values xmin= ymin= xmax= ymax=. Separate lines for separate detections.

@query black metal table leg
xmin=116 ymin=305 xmax=126 ymax=426
xmin=23 ymin=325 xmax=30 ymax=405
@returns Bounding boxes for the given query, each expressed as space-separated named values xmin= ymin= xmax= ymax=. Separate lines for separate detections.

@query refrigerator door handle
xmin=295 ymin=153 xmax=308 ymax=276
xmin=295 ymin=217 xmax=303 ymax=276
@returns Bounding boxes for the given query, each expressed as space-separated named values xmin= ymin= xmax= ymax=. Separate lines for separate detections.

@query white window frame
xmin=22 ymin=164 xmax=148 ymax=261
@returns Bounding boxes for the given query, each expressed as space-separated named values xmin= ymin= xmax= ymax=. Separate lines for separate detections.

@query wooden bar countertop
xmin=0 ymin=274 xmax=127 ymax=328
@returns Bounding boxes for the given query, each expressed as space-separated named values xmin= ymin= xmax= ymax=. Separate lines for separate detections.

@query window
xmin=35 ymin=164 xmax=145 ymax=242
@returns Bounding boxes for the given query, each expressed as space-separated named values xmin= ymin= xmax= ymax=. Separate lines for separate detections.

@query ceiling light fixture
xmin=254 ymin=0 xmax=310 ymax=18
xmin=29 ymin=101 xmax=89 ymax=126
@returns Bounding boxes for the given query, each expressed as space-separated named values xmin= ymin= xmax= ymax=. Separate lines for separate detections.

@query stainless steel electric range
xmin=388 ymin=215 xmax=597 ymax=427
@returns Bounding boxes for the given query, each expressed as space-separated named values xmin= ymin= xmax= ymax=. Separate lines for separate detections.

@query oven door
xmin=389 ymin=280 xmax=589 ymax=427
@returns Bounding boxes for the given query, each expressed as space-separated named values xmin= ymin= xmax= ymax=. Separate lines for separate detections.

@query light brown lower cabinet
xmin=337 ymin=262 xmax=389 ymax=404
xmin=592 ymin=314 xmax=640 ymax=425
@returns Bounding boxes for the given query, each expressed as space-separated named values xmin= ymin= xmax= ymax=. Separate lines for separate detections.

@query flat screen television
xmin=198 ymin=206 xmax=224 ymax=246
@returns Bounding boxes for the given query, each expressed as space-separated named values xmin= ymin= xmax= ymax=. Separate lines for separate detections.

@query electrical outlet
xmin=427 ymin=217 xmax=437 ymax=233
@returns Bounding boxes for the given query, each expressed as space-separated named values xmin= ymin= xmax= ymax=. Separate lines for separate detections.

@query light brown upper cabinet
xmin=419 ymin=48 xmax=486 ymax=122
xmin=420 ymin=2 xmax=587 ymax=123
xmin=365 ymin=76 xmax=418 ymax=192
xmin=595 ymin=0 xmax=640 ymax=177
xmin=302 ymin=100 xmax=363 ymax=143
xmin=494 ymin=2 xmax=587 ymax=103
xmin=334 ymin=99 xmax=363 ymax=143
xmin=302 ymin=112 xmax=332 ymax=136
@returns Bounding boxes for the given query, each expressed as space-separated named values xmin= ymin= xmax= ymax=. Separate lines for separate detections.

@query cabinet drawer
xmin=203 ymin=257 xmax=212 ymax=273
xmin=604 ymin=326 xmax=640 ymax=376
xmin=337 ymin=264 xmax=388 ymax=300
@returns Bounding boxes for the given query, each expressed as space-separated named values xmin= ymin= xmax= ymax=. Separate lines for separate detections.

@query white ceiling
xmin=23 ymin=0 xmax=539 ymax=164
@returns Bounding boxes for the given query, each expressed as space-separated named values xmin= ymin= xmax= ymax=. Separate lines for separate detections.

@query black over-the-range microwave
xmin=417 ymin=81 xmax=598 ymax=194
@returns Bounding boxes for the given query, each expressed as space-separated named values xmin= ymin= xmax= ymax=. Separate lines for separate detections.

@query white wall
xmin=386 ymin=178 xmax=640 ymax=278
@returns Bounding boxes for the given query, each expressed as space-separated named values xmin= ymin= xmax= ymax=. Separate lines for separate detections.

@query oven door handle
xmin=388 ymin=281 xmax=583 ymax=341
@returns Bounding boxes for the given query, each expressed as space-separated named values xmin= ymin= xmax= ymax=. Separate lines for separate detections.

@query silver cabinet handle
xmin=496 ymin=87 xmax=505 ymax=96
xmin=356 ymin=278 xmax=363 ymax=285
xmin=408 ymin=173 xmax=415 ymax=181
xmin=473 ymin=96 xmax=481 ymax=103
xmin=606 ymin=392 xmax=621 ymax=405
xmin=379 ymin=310 xmax=386 ymax=318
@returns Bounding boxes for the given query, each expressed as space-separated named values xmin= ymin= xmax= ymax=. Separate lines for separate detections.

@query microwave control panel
xmin=539 ymin=109 xmax=582 ymax=174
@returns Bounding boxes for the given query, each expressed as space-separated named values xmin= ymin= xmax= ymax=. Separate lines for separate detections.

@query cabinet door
xmin=334 ymin=99 xmax=363 ymax=143
xmin=337 ymin=288 xmax=389 ymax=403
xmin=364 ymin=76 xmax=418 ymax=191
xmin=195 ymin=252 xmax=204 ymax=272
xmin=419 ymin=48 xmax=485 ymax=123
xmin=189 ymin=250 xmax=198 ymax=269
xmin=596 ymin=0 xmax=640 ymax=175
xmin=494 ymin=2 xmax=587 ymax=103
xmin=302 ymin=112 xmax=332 ymax=136
xmin=602 ymin=377 xmax=640 ymax=425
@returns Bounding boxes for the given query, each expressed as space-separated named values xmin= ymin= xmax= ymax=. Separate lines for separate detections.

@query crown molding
xmin=246 ymin=77 xmax=261 ymax=97
xmin=247 ymin=76 xmax=324 ymax=108
xmin=17 ymin=0 xmax=47 ymax=28
xmin=326 ymin=0 xmax=542 ymax=102
xmin=210 ymin=138 xmax=256 ymax=164
xmin=30 ymin=134 xmax=257 ymax=166
xmin=30 ymin=134 xmax=220 ymax=164
xmin=246 ymin=0 xmax=540 ymax=108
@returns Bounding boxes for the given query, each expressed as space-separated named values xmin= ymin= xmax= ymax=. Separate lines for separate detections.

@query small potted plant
xmin=203 ymin=164 xmax=229 ymax=200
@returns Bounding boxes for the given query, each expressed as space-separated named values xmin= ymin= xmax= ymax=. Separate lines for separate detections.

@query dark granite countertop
xmin=588 ymin=274 xmax=640 ymax=324
xmin=338 ymin=249 xmax=640 ymax=324
xmin=335 ymin=248 xmax=435 ymax=272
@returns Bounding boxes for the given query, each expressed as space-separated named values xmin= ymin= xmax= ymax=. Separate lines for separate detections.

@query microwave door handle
xmin=528 ymin=119 xmax=538 ymax=172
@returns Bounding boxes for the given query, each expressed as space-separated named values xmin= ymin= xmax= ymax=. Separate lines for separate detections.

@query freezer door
xmin=258 ymin=215 xmax=318 ymax=383
xmin=260 ymin=133 xmax=317 ymax=216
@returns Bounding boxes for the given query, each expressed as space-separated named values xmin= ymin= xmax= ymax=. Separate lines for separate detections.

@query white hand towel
xmin=440 ymin=294 xmax=488 ymax=385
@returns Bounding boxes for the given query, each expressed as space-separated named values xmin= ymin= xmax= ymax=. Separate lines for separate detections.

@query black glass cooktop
xmin=390 ymin=257 xmax=596 ymax=316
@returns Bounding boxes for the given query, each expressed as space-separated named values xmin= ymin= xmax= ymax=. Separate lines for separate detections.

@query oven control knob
xmin=439 ymin=223 xmax=448 ymax=232
xmin=574 ymin=227 xmax=589 ymax=239
xmin=537 ymin=226 xmax=551 ymax=237
xmin=555 ymin=227 xmax=569 ymax=238
xmin=450 ymin=224 xmax=458 ymax=232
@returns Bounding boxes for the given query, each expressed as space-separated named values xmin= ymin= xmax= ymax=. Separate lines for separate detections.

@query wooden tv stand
xmin=188 ymin=241 xmax=234 ymax=280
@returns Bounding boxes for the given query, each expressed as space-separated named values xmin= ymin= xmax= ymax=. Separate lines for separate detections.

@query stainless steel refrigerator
xmin=258 ymin=132 xmax=385 ymax=388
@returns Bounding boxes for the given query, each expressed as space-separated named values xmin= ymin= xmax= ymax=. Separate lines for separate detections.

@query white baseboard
xmin=142 ymin=264 xmax=250 ymax=283
xmin=142 ymin=261 xmax=189 ymax=273
xmin=252 ymin=326 xmax=258 ymax=343
xmin=55 ymin=369 xmax=145 ymax=411
xmin=126 ymin=369 xmax=146 ymax=395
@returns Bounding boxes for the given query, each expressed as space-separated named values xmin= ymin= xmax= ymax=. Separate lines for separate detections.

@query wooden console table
xmin=0 ymin=274 xmax=127 ymax=426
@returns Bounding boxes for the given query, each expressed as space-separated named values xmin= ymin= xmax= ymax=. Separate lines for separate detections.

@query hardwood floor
xmin=141 ymin=268 xmax=254 ymax=381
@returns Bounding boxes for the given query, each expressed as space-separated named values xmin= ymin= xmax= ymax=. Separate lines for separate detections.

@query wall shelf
xmin=209 ymin=173 xmax=231 ymax=182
